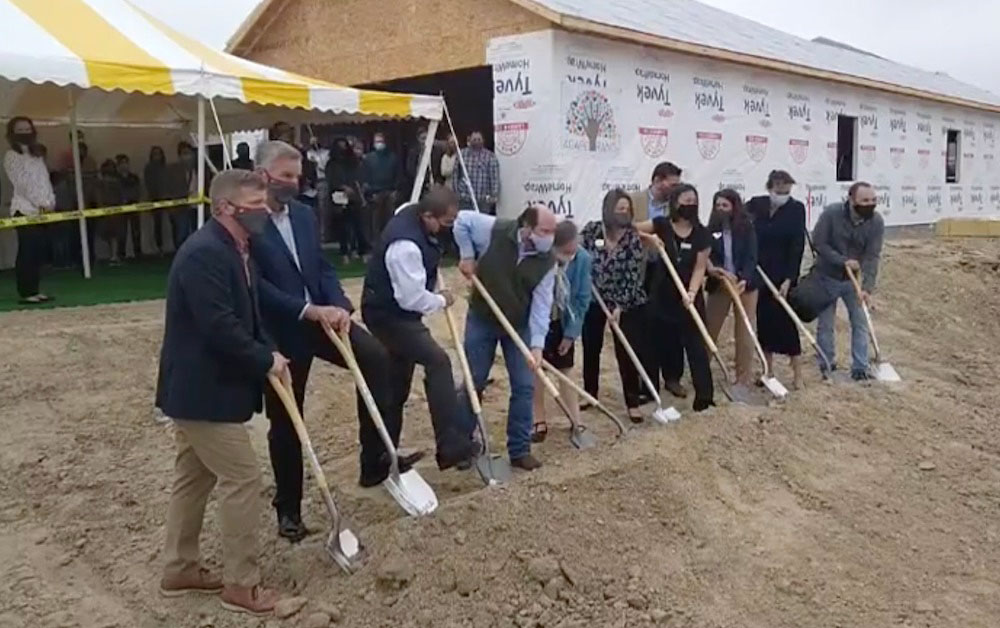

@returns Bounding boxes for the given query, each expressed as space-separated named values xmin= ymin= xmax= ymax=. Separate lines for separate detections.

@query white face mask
xmin=530 ymin=232 xmax=554 ymax=253
xmin=770 ymin=193 xmax=790 ymax=207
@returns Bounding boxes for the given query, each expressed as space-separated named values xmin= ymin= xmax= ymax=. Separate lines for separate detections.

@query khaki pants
xmin=163 ymin=420 xmax=262 ymax=588
xmin=705 ymin=288 xmax=759 ymax=384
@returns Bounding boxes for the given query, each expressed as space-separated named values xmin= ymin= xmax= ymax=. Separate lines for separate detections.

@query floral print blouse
xmin=580 ymin=220 xmax=647 ymax=312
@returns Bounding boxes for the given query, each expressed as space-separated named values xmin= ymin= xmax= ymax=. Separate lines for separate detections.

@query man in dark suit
xmin=251 ymin=141 xmax=421 ymax=543
xmin=157 ymin=169 xmax=288 ymax=617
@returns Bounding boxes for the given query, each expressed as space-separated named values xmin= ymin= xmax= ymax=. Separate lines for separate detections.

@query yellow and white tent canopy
xmin=0 ymin=0 xmax=442 ymax=128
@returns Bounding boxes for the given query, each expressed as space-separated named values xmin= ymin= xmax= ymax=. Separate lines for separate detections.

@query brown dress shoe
xmin=664 ymin=380 xmax=689 ymax=399
xmin=159 ymin=567 xmax=223 ymax=597
xmin=220 ymin=585 xmax=281 ymax=617
xmin=511 ymin=454 xmax=543 ymax=471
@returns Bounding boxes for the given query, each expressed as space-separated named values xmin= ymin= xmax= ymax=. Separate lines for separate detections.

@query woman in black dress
xmin=746 ymin=170 xmax=806 ymax=389
xmin=637 ymin=184 xmax=714 ymax=411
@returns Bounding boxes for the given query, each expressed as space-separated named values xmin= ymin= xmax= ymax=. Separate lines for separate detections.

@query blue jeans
xmin=816 ymin=275 xmax=869 ymax=374
xmin=463 ymin=309 xmax=535 ymax=460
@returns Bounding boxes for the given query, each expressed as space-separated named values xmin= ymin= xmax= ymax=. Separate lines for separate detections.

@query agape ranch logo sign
xmin=564 ymin=90 xmax=618 ymax=153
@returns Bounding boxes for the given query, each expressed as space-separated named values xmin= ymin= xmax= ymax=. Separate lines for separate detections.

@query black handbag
xmin=787 ymin=230 xmax=837 ymax=323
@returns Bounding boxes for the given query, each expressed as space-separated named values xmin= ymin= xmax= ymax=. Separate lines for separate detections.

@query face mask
xmin=606 ymin=212 xmax=632 ymax=229
xmin=854 ymin=203 xmax=876 ymax=219
xmin=676 ymin=203 xmax=700 ymax=221
xmin=233 ymin=208 xmax=269 ymax=235
xmin=13 ymin=132 xmax=35 ymax=146
xmin=268 ymin=180 xmax=298 ymax=206
xmin=770 ymin=193 xmax=790 ymax=207
xmin=374 ymin=142 xmax=386 ymax=151
xmin=530 ymin=232 xmax=554 ymax=253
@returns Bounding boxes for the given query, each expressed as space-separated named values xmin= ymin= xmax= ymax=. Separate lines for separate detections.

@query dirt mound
xmin=1 ymin=237 xmax=999 ymax=628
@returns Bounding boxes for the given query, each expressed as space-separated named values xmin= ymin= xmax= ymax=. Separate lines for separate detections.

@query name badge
xmin=680 ymin=242 xmax=692 ymax=250
xmin=712 ymin=231 xmax=722 ymax=239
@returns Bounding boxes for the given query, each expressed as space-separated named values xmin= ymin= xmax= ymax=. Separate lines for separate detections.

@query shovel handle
xmin=845 ymin=266 xmax=884 ymax=361
xmin=267 ymin=375 xmax=341 ymax=529
xmin=437 ymin=273 xmax=482 ymax=415
xmin=469 ymin=275 xmax=560 ymax=398
xmin=321 ymin=323 xmax=401 ymax=474
xmin=755 ymin=265 xmax=832 ymax=373
xmin=717 ymin=275 xmax=770 ymax=377
xmin=541 ymin=360 xmax=626 ymax=436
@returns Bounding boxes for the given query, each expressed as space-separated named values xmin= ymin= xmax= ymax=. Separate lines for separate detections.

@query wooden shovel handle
xmin=653 ymin=242 xmax=720 ymax=355
xmin=717 ymin=275 xmax=770 ymax=376
xmin=755 ymin=265 xmax=832 ymax=372
xmin=845 ymin=266 xmax=883 ymax=360
xmin=437 ymin=273 xmax=482 ymax=414
xmin=468 ymin=275 xmax=560 ymax=398
xmin=541 ymin=360 xmax=626 ymax=436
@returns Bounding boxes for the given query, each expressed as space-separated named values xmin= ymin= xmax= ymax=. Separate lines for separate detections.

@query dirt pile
xmin=1 ymin=237 xmax=999 ymax=628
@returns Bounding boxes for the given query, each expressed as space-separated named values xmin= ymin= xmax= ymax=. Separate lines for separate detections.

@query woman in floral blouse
xmin=580 ymin=188 xmax=649 ymax=422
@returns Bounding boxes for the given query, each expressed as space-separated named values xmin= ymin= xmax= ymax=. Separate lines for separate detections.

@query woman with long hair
xmin=144 ymin=145 xmax=169 ymax=254
xmin=580 ymin=188 xmax=649 ymax=423
xmin=704 ymin=188 xmax=759 ymax=388
xmin=4 ymin=116 xmax=55 ymax=304
xmin=637 ymin=183 xmax=715 ymax=411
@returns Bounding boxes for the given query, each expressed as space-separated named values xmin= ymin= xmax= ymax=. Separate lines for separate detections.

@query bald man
xmin=454 ymin=205 xmax=557 ymax=470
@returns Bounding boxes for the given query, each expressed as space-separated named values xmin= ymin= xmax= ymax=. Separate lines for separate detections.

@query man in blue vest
xmin=361 ymin=187 xmax=480 ymax=470
xmin=455 ymin=204 xmax=557 ymax=471
xmin=250 ymin=141 xmax=422 ymax=544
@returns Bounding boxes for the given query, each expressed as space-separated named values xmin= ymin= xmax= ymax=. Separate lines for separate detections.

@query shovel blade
xmin=874 ymin=361 xmax=901 ymax=382
xmin=570 ymin=425 xmax=598 ymax=449
xmin=326 ymin=528 xmax=363 ymax=574
xmin=474 ymin=453 xmax=513 ymax=485
xmin=384 ymin=470 xmax=438 ymax=517
xmin=761 ymin=376 xmax=789 ymax=400
xmin=650 ymin=406 xmax=681 ymax=425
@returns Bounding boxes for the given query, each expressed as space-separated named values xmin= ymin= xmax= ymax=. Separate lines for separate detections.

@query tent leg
xmin=444 ymin=101 xmax=482 ymax=214
xmin=410 ymin=119 xmax=439 ymax=204
xmin=68 ymin=90 xmax=91 ymax=279
xmin=197 ymin=97 xmax=206 ymax=228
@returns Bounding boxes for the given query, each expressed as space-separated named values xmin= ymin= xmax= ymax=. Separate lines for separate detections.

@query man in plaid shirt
xmin=456 ymin=131 xmax=500 ymax=214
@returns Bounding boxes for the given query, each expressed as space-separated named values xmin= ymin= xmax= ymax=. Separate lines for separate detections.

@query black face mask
xmin=674 ymin=203 xmax=700 ymax=222
xmin=853 ymin=203 xmax=876 ymax=219
xmin=13 ymin=132 xmax=35 ymax=147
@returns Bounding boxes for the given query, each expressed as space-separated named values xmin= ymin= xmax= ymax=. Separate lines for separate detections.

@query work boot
xmin=851 ymin=369 xmax=872 ymax=382
xmin=220 ymin=584 xmax=281 ymax=617
xmin=159 ymin=566 xmax=223 ymax=597
xmin=511 ymin=454 xmax=543 ymax=471
xmin=276 ymin=512 xmax=309 ymax=544
xmin=359 ymin=451 xmax=425 ymax=487
xmin=664 ymin=380 xmax=688 ymax=399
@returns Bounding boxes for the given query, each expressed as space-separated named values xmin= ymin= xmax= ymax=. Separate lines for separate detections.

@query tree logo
xmin=789 ymin=139 xmax=809 ymax=165
xmin=565 ymin=90 xmax=618 ymax=152
xmin=639 ymin=127 xmax=669 ymax=158
xmin=745 ymin=135 xmax=768 ymax=163
xmin=696 ymin=131 xmax=722 ymax=160
xmin=495 ymin=122 xmax=529 ymax=156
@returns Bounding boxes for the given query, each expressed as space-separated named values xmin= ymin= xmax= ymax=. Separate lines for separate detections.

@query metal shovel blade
xmin=474 ymin=452 xmax=513 ymax=486
xmin=384 ymin=469 xmax=439 ymax=517
xmin=761 ymin=376 xmax=789 ymax=400
xmin=570 ymin=425 xmax=598 ymax=449
xmin=651 ymin=406 xmax=681 ymax=425
xmin=326 ymin=528 xmax=363 ymax=574
xmin=873 ymin=361 xmax=901 ymax=382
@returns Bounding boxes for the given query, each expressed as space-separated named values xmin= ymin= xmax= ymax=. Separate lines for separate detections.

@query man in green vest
xmin=455 ymin=205 xmax=557 ymax=471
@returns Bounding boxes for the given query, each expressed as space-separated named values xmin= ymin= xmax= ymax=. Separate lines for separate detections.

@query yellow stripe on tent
xmin=10 ymin=0 xmax=174 ymax=95
xmin=358 ymin=91 xmax=414 ymax=118
xmin=130 ymin=2 xmax=310 ymax=109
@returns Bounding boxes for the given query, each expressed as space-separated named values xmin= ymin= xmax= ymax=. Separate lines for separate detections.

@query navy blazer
xmin=156 ymin=220 xmax=274 ymax=422
xmin=250 ymin=200 xmax=352 ymax=360
xmin=707 ymin=224 xmax=758 ymax=290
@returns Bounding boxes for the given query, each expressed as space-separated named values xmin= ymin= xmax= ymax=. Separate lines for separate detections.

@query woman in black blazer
xmin=746 ymin=170 xmax=806 ymax=389
xmin=704 ymin=188 xmax=758 ymax=387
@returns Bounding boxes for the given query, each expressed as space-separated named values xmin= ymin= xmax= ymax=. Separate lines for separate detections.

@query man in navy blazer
xmin=250 ymin=141 xmax=420 ymax=543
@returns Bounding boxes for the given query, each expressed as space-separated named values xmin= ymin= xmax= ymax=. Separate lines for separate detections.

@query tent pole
xmin=197 ymin=97 xmax=206 ymax=228
xmin=444 ymin=101 xmax=482 ymax=214
xmin=410 ymin=119 xmax=439 ymax=204
xmin=68 ymin=90 xmax=91 ymax=279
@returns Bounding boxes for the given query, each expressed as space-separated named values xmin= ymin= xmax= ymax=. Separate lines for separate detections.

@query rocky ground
xmin=1 ymin=237 xmax=999 ymax=628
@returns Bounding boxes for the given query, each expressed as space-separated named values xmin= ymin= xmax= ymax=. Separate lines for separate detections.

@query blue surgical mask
xmin=530 ymin=232 xmax=554 ymax=253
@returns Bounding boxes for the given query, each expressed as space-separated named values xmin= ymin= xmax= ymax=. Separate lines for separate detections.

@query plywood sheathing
xmin=935 ymin=218 xmax=1000 ymax=238
xmin=242 ymin=0 xmax=549 ymax=86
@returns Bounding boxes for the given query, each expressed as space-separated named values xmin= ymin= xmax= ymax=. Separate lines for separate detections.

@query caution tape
xmin=0 ymin=197 xmax=209 ymax=230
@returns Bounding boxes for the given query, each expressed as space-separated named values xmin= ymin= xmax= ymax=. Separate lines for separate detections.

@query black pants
xmin=263 ymin=322 xmax=397 ymax=519
xmin=118 ymin=213 xmax=142 ymax=259
xmin=14 ymin=221 xmax=44 ymax=298
xmin=364 ymin=314 xmax=471 ymax=454
xmin=337 ymin=202 xmax=369 ymax=257
xmin=152 ymin=209 xmax=167 ymax=253
xmin=652 ymin=300 xmax=714 ymax=410
xmin=582 ymin=303 xmax=645 ymax=409
xmin=367 ymin=191 xmax=396 ymax=247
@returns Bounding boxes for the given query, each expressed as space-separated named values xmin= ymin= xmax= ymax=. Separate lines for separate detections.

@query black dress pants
xmin=652 ymin=298 xmax=714 ymax=410
xmin=581 ymin=303 xmax=645 ymax=409
xmin=14 ymin=221 xmax=44 ymax=298
xmin=263 ymin=322 xmax=397 ymax=518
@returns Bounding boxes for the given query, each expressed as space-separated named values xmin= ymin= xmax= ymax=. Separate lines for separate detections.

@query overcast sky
xmin=133 ymin=0 xmax=1000 ymax=97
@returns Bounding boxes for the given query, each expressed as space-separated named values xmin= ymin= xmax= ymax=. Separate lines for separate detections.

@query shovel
xmin=267 ymin=375 xmax=363 ymax=573
xmin=590 ymin=285 xmax=681 ymax=424
xmin=756 ymin=265 xmax=832 ymax=377
xmin=469 ymin=275 xmax=598 ymax=450
xmin=846 ymin=267 xmax=901 ymax=382
xmin=652 ymin=241 xmax=734 ymax=401
xmin=437 ymin=273 xmax=512 ymax=486
xmin=322 ymin=323 xmax=439 ymax=517
xmin=717 ymin=275 xmax=788 ymax=400
xmin=541 ymin=360 xmax=628 ymax=438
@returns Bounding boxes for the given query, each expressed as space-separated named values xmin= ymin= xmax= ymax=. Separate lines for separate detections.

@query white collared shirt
xmin=385 ymin=241 xmax=447 ymax=315
xmin=270 ymin=207 xmax=312 ymax=319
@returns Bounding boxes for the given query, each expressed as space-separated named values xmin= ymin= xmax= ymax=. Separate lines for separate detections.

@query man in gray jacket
xmin=812 ymin=181 xmax=885 ymax=381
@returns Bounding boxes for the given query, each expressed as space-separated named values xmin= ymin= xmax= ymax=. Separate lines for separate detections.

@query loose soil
xmin=1 ymin=237 xmax=999 ymax=628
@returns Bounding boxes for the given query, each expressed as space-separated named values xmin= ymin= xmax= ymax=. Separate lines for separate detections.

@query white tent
xmin=0 ymin=0 xmax=443 ymax=276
